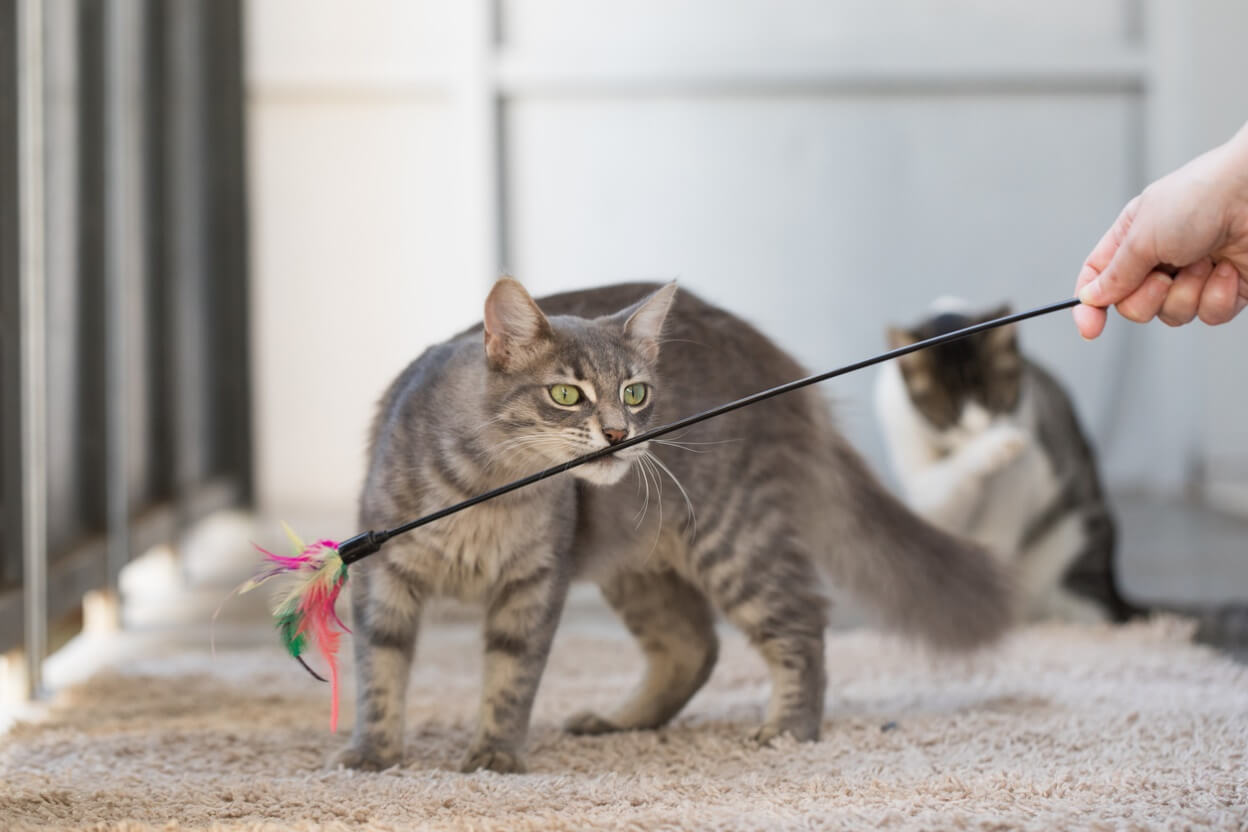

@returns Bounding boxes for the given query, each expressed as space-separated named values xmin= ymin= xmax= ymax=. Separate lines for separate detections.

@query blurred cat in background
xmin=874 ymin=299 xmax=1134 ymax=624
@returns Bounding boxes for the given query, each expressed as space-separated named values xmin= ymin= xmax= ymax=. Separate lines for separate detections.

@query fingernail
xmin=1078 ymin=282 xmax=1100 ymax=305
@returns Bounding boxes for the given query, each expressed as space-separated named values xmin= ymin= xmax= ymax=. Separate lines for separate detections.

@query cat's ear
xmin=887 ymin=327 xmax=929 ymax=374
xmin=622 ymin=282 xmax=677 ymax=362
xmin=985 ymin=323 xmax=1018 ymax=354
xmin=981 ymin=304 xmax=1013 ymax=322
xmin=887 ymin=327 xmax=917 ymax=350
xmin=980 ymin=305 xmax=1018 ymax=353
xmin=483 ymin=277 xmax=553 ymax=370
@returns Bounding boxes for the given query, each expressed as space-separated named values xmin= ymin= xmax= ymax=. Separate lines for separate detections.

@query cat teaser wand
xmin=240 ymin=296 xmax=1082 ymax=730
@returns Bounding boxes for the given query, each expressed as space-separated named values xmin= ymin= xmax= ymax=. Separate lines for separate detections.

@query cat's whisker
xmin=656 ymin=433 xmax=743 ymax=447
xmin=471 ymin=411 xmax=529 ymax=439
xmin=642 ymin=457 xmax=659 ymax=541
xmin=483 ymin=434 xmax=575 ymax=475
xmin=635 ymin=453 xmax=654 ymax=529
xmin=651 ymin=439 xmax=701 ymax=454
xmin=476 ymin=412 xmax=515 ymax=429
xmin=633 ymin=457 xmax=651 ymax=529
xmin=656 ymin=337 xmax=706 ymax=348
xmin=639 ymin=454 xmax=664 ymax=561
xmin=651 ymin=439 xmax=713 ymax=454
xmin=490 ymin=431 xmax=576 ymax=453
xmin=638 ymin=456 xmax=648 ymax=526
xmin=485 ymin=435 xmax=564 ymax=462
xmin=647 ymin=452 xmax=697 ymax=540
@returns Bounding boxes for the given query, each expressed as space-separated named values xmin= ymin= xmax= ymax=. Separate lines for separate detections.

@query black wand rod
xmin=337 ymin=297 xmax=1081 ymax=565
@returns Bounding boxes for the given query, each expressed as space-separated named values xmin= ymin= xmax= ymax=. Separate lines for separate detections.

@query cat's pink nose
xmin=603 ymin=428 xmax=628 ymax=445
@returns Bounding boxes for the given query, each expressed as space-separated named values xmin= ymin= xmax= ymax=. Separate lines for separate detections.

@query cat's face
xmin=888 ymin=305 xmax=1022 ymax=433
xmin=481 ymin=279 xmax=675 ymax=485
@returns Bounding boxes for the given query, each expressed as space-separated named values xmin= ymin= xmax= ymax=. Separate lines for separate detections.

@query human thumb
xmin=1079 ymin=230 xmax=1158 ymax=307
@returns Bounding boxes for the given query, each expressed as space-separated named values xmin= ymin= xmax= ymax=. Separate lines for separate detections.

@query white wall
xmin=247 ymin=0 xmax=485 ymax=518
xmin=1146 ymin=0 xmax=1248 ymax=507
xmin=247 ymin=0 xmax=1248 ymax=517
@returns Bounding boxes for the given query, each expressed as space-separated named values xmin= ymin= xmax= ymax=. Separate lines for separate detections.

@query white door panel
xmin=506 ymin=94 xmax=1137 ymax=481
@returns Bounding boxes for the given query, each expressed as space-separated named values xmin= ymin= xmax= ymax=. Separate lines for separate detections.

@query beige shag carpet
xmin=3 ymin=603 xmax=1247 ymax=832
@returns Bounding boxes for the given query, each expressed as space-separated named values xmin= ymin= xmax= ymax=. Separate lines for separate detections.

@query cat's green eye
xmin=623 ymin=383 xmax=648 ymax=406
xmin=549 ymin=384 xmax=582 ymax=406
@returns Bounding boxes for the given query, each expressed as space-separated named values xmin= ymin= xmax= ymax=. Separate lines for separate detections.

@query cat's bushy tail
xmin=821 ymin=441 xmax=1015 ymax=651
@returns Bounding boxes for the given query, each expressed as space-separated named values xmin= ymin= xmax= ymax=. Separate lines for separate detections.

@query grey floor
xmin=1114 ymin=493 xmax=1248 ymax=663
xmin=1114 ymin=494 xmax=1248 ymax=607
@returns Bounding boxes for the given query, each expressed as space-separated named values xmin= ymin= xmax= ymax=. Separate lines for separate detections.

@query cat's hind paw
xmin=751 ymin=713 xmax=820 ymax=746
xmin=460 ymin=746 xmax=526 ymax=774
xmin=563 ymin=710 xmax=623 ymax=735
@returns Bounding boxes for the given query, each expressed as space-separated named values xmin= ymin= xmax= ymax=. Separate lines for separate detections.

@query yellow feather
xmin=281 ymin=521 xmax=307 ymax=553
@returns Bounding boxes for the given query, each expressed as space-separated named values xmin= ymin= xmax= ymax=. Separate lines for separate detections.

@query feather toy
xmin=240 ymin=297 xmax=1080 ymax=730
xmin=238 ymin=525 xmax=351 ymax=730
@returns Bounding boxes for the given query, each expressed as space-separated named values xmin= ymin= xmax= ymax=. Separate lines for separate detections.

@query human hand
xmin=1073 ymin=123 xmax=1248 ymax=338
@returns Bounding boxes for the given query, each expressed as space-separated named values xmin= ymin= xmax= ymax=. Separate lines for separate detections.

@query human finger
xmin=1074 ymin=198 xmax=1138 ymax=301
xmin=1073 ymin=303 xmax=1107 ymax=340
xmin=1115 ymin=271 xmax=1174 ymax=323
xmin=1081 ymin=220 xmax=1165 ymax=308
xmin=1198 ymin=261 xmax=1245 ymax=325
xmin=1157 ymin=258 xmax=1214 ymax=326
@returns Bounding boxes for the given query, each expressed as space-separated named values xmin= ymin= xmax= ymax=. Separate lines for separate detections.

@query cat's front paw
xmin=972 ymin=424 xmax=1028 ymax=475
xmin=460 ymin=744 xmax=526 ymax=774
xmin=327 ymin=742 xmax=401 ymax=772
xmin=563 ymin=710 xmax=623 ymax=736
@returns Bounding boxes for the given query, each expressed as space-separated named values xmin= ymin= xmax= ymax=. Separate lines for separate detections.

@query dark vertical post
xmin=142 ymin=0 xmax=172 ymax=506
xmin=0 ymin=0 xmax=252 ymax=659
xmin=203 ymin=0 xmax=253 ymax=503
xmin=0 ymin=0 xmax=23 ymax=600
xmin=75 ymin=0 xmax=108 ymax=544
xmin=164 ymin=0 xmax=209 ymax=517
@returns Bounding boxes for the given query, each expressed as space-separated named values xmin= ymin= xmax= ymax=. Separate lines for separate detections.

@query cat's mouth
xmin=571 ymin=446 xmax=641 ymax=485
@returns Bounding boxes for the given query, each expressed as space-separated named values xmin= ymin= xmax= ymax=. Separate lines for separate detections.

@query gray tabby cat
xmin=334 ymin=280 xmax=1012 ymax=775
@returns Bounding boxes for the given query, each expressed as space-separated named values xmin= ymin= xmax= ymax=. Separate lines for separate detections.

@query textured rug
xmin=2 ymin=604 xmax=1246 ymax=832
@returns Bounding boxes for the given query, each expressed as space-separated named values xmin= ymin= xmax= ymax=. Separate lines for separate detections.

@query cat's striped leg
xmin=462 ymin=557 xmax=570 ymax=774
xmin=564 ymin=569 xmax=718 ymax=735
xmin=697 ymin=529 xmax=828 ymax=744
xmin=329 ymin=555 xmax=424 ymax=771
